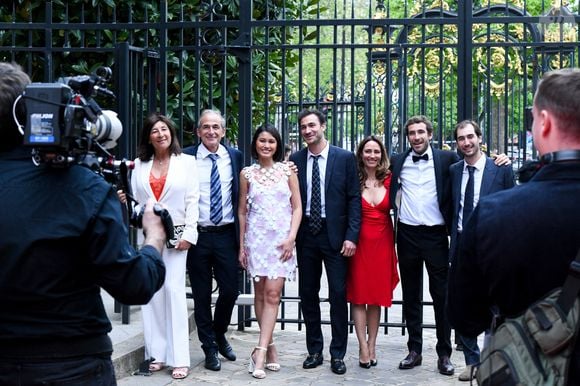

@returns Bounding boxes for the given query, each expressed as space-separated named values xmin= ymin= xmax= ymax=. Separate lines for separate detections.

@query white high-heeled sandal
xmin=248 ymin=346 xmax=267 ymax=379
xmin=265 ymin=342 xmax=281 ymax=371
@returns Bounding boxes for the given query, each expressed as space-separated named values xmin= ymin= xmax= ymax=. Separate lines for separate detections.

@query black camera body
xmin=21 ymin=68 xmax=122 ymax=170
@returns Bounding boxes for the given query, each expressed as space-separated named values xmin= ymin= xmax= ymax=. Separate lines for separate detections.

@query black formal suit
xmin=448 ymin=157 xmax=515 ymax=260
xmin=389 ymin=147 xmax=459 ymax=358
xmin=290 ymin=145 xmax=361 ymax=360
xmin=448 ymin=156 xmax=514 ymax=365
xmin=448 ymin=161 xmax=580 ymax=384
xmin=183 ymin=144 xmax=243 ymax=353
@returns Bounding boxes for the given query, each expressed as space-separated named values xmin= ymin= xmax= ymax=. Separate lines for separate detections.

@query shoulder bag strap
xmin=556 ymin=247 xmax=580 ymax=314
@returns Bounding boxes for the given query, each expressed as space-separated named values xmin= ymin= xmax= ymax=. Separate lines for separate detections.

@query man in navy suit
xmin=448 ymin=68 xmax=580 ymax=385
xmin=390 ymin=115 xmax=459 ymax=375
xmin=290 ymin=109 xmax=361 ymax=375
xmin=183 ymin=109 xmax=243 ymax=371
xmin=448 ymin=120 xmax=514 ymax=381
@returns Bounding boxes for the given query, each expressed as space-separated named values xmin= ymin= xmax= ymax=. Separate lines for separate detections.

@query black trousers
xmin=396 ymin=222 xmax=452 ymax=358
xmin=297 ymin=222 xmax=348 ymax=359
xmin=187 ymin=226 xmax=239 ymax=352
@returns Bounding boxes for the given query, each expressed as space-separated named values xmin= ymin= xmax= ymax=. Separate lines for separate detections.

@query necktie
xmin=462 ymin=165 xmax=476 ymax=230
xmin=208 ymin=153 xmax=222 ymax=225
xmin=412 ymin=153 xmax=429 ymax=163
xmin=309 ymin=155 xmax=322 ymax=235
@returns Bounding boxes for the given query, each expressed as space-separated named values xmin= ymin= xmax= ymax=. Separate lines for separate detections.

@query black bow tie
xmin=412 ymin=153 xmax=429 ymax=163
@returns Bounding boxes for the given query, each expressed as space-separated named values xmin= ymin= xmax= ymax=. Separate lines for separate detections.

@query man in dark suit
xmin=448 ymin=120 xmax=514 ymax=381
xmin=183 ymin=109 xmax=242 ymax=371
xmin=448 ymin=69 xmax=580 ymax=386
xmin=290 ymin=108 xmax=361 ymax=375
xmin=389 ymin=115 xmax=459 ymax=376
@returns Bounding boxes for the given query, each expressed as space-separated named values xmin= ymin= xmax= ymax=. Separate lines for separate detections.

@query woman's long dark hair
xmin=137 ymin=113 xmax=182 ymax=161
xmin=251 ymin=123 xmax=284 ymax=162
xmin=355 ymin=135 xmax=390 ymax=191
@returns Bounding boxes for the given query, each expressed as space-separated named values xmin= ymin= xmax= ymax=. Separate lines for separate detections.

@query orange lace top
xmin=149 ymin=173 xmax=167 ymax=201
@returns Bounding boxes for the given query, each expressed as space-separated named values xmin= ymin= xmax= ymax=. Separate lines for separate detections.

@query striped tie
xmin=208 ymin=153 xmax=222 ymax=225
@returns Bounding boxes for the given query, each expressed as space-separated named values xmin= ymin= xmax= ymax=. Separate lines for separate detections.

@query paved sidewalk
xmin=107 ymin=268 xmax=472 ymax=386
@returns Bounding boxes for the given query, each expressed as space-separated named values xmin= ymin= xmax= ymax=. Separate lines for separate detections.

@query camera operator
xmin=0 ymin=62 xmax=167 ymax=385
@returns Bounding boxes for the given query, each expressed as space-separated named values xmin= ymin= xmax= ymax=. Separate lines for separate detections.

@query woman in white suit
xmin=130 ymin=113 xmax=199 ymax=379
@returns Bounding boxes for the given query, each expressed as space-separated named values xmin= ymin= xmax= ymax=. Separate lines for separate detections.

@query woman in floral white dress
xmin=238 ymin=124 xmax=302 ymax=379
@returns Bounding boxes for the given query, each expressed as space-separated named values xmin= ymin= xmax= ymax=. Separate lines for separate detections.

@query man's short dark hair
xmin=534 ymin=68 xmax=580 ymax=137
xmin=404 ymin=115 xmax=434 ymax=136
xmin=298 ymin=108 xmax=326 ymax=127
xmin=454 ymin=119 xmax=482 ymax=140
xmin=0 ymin=62 xmax=31 ymax=151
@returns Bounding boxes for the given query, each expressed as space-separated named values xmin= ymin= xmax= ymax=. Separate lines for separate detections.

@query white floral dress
xmin=243 ymin=162 xmax=297 ymax=281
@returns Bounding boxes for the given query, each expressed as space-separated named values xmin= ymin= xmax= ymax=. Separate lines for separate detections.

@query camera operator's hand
xmin=142 ymin=198 xmax=166 ymax=254
xmin=116 ymin=189 xmax=127 ymax=204
xmin=175 ymin=239 xmax=192 ymax=251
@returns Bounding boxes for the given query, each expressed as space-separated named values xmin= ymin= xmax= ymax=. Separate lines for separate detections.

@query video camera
xmin=16 ymin=67 xmax=174 ymax=240
xmin=19 ymin=66 xmax=123 ymax=172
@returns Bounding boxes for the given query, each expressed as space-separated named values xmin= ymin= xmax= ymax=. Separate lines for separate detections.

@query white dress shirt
xmin=399 ymin=146 xmax=446 ymax=226
xmin=458 ymin=154 xmax=486 ymax=232
xmin=196 ymin=143 xmax=234 ymax=226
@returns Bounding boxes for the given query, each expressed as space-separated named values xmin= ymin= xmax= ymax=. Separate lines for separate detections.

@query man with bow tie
xmin=389 ymin=115 xmax=508 ymax=376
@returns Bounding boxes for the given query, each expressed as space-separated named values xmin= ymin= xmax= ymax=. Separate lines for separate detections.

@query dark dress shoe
xmin=331 ymin=358 xmax=347 ymax=374
xmin=302 ymin=353 xmax=323 ymax=369
xmin=437 ymin=355 xmax=455 ymax=376
xmin=399 ymin=351 xmax=422 ymax=369
xmin=359 ymin=360 xmax=371 ymax=369
xmin=370 ymin=359 xmax=378 ymax=367
xmin=216 ymin=337 xmax=236 ymax=361
xmin=204 ymin=351 xmax=221 ymax=371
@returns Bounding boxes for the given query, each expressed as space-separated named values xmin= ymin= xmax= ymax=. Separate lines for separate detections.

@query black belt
xmin=198 ymin=223 xmax=234 ymax=233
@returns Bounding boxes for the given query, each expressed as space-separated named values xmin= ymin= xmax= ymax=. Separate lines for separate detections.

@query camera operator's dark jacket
xmin=448 ymin=160 xmax=580 ymax=384
xmin=0 ymin=147 xmax=166 ymax=359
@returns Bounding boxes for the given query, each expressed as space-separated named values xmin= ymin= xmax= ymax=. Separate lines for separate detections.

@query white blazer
xmin=131 ymin=153 xmax=200 ymax=246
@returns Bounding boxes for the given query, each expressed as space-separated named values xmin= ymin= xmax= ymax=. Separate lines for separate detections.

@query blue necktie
xmin=208 ymin=153 xmax=222 ymax=225
xmin=462 ymin=165 xmax=476 ymax=230
xmin=309 ymin=155 xmax=322 ymax=235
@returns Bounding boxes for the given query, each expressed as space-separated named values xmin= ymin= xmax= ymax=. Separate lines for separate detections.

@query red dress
xmin=347 ymin=174 xmax=399 ymax=307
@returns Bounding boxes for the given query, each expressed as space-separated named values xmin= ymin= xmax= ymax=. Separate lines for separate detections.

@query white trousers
xmin=142 ymin=248 xmax=190 ymax=367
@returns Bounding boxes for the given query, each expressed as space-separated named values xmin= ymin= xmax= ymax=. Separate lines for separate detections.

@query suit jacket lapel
xmin=140 ymin=159 xmax=156 ymax=200
xmin=324 ymin=146 xmax=336 ymax=193
xmin=452 ymin=163 xmax=463 ymax=215
xmin=480 ymin=158 xmax=498 ymax=196
xmin=432 ymin=147 xmax=444 ymax=206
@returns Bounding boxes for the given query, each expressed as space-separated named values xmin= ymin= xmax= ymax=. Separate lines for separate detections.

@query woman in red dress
xmin=347 ymin=136 xmax=399 ymax=368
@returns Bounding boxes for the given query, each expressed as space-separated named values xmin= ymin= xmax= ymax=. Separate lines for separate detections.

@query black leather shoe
xmin=370 ymin=359 xmax=378 ymax=367
xmin=302 ymin=353 xmax=323 ymax=369
xmin=216 ymin=337 xmax=236 ymax=361
xmin=330 ymin=358 xmax=347 ymax=374
xmin=399 ymin=351 xmax=422 ymax=369
xmin=204 ymin=351 xmax=221 ymax=371
xmin=437 ymin=355 xmax=455 ymax=376
xmin=359 ymin=360 xmax=371 ymax=369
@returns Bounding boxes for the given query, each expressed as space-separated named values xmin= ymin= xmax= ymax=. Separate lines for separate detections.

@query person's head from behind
xmin=251 ymin=123 xmax=284 ymax=162
xmin=0 ymin=62 xmax=31 ymax=152
xmin=137 ymin=113 xmax=181 ymax=161
xmin=454 ymin=120 xmax=483 ymax=159
xmin=404 ymin=115 xmax=433 ymax=155
xmin=197 ymin=109 xmax=226 ymax=153
xmin=297 ymin=109 xmax=326 ymax=147
xmin=532 ymin=68 xmax=580 ymax=155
